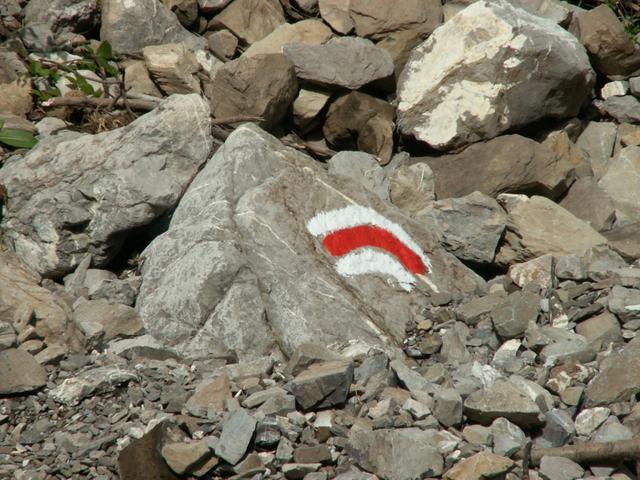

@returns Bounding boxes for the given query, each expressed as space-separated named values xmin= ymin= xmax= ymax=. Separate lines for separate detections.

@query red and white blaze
xmin=307 ymin=205 xmax=434 ymax=292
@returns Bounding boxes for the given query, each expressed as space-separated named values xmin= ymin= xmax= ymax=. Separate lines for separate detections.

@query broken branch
xmin=525 ymin=438 xmax=640 ymax=467
xmin=42 ymin=96 xmax=159 ymax=111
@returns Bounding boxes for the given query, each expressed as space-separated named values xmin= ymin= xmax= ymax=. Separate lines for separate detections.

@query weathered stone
xmin=512 ymin=0 xmax=573 ymax=25
xmin=209 ymin=0 xmax=285 ymax=46
xmin=571 ymin=4 xmax=640 ymax=76
xmin=135 ymin=125 xmax=485 ymax=360
xmin=491 ymin=291 xmax=540 ymax=340
xmin=440 ymin=322 xmax=472 ymax=364
xmin=0 ymin=348 xmax=47 ymax=394
xmin=292 ymin=87 xmax=331 ymax=132
xmin=423 ymin=135 xmax=580 ymax=200
xmin=124 ymin=60 xmax=163 ymax=98
xmin=539 ymin=334 xmax=595 ymax=365
xmin=496 ymin=195 xmax=608 ymax=267
xmin=50 ymin=365 xmax=139 ymax=406
xmin=207 ymin=29 xmax=238 ymax=60
xmin=318 ymin=0 xmax=353 ymax=34
xmin=508 ymin=255 xmax=554 ymax=290
xmin=348 ymin=0 xmax=442 ymax=40
xmin=346 ymin=428 xmax=444 ymax=480
xmin=243 ymin=19 xmax=332 ymax=57
xmin=282 ymin=463 xmax=321 ymax=479
xmin=375 ymin=30 xmax=425 ymax=83
xmin=457 ymin=292 xmax=507 ymax=326
xmin=287 ymin=360 xmax=353 ymax=410
xmin=608 ymin=285 xmax=640 ymax=323
xmin=593 ymin=416 xmax=633 ymax=443
xmin=185 ymin=375 xmax=232 ymax=418
xmin=603 ymin=223 xmax=640 ymax=260
xmin=72 ymin=299 xmax=144 ymax=346
xmin=433 ymin=388 xmax=462 ymax=427
xmin=576 ymin=311 xmax=622 ymax=351
xmin=388 ymin=163 xmax=435 ymax=216
xmin=599 ymin=146 xmax=640 ymax=227
xmin=464 ymin=378 xmax=544 ymax=428
xmin=293 ymin=445 xmax=331 ymax=464
xmin=101 ymin=0 xmax=205 ymax=54
xmin=205 ymin=53 xmax=297 ymax=131
xmin=539 ymin=456 xmax=584 ymax=480
xmin=323 ymin=91 xmax=395 ymax=163
xmin=0 ymin=50 xmax=32 ymax=116
xmin=142 ymin=43 xmax=201 ymax=95
xmin=0 ymin=94 xmax=211 ymax=278
xmin=284 ymin=343 xmax=345 ymax=377
xmin=602 ymin=80 xmax=629 ymax=100
xmin=575 ymin=121 xmax=617 ymax=179
xmin=559 ymin=177 xmax=616 ymax=232
xmin=161 ymin=439 xmax=213 ymax=475
xmin=575 ymin=407 xmax=610 ymax=436
xmin=542 ymin=408 xmax=575 ymax=447
xmin=328 ymin=151 xmax=389 ymax=201
xmin=197 ymin=0 xmax=231 ymax=14
xmin=491 ymin=417 xmax=526 ymax=457
xmin=215 ymin=409 xmax=257 ymax=465
xmin=283 ymin=37 xmax=394 ymax=90
xmin=397 ymin=0 xmax=594 ymax=150
xmin=444 ymin=451 xmax=514 ymax=480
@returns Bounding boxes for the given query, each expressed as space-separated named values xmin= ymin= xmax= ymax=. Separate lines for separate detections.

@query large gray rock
xmin=346 ymin=428 xmax=444 ymax=480
xmin=101 ymin=0 xmax=205 ymax=54
xmin=598 ymin=146 xmax=640 ymax=227
xmin=397 ymin=0 xmax=594 ymax=150
xmin=135 ymin=124 xmax=485 ymax=360
xmin=0 ymin=94 xmax=211 ymax=278
xmin=283 ymin=36 xmax=394 ymax=90
xmin=0 ymin=348 xmax=47 ymax=394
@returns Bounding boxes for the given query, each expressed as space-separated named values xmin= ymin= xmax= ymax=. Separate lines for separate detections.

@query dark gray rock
xmin=215 ymin=409 xmax=257 ymax=465
xmin=287 ymin=360 xmax=354 ymax=410
xmin=539 ymin=456 xmax=584 ymax=480
xmin=432 ymin=388 xmax=462 ymax=427
xmin=542 ymin=408 xmax=575 ymax=447
xmin=490 ymin=291 xmax=540 ymax=340
xmin=602 ymin=96 xmax=640 ymax=124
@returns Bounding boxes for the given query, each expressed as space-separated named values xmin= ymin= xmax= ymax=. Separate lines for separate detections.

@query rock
xmin=318 ymin=0 xmax=353 ymax=34
xmin=575 ymin=121 xmax=617 ymax=179
xmin=209 ymin=0 xmax=285 ymax=46
xmin=582 ymin=243 xmax=627 ymax=275
xmin=346 ymin=428 xmax=444 ymax=480
xmin=602 ymin=80 xmax=629 ymax=100
xmin=292 ymin=88 xmax=331 ymax=132
xmin=603 ymin=223 xmax=640 ymax=260
xmin=100 ymin=0 xmax=205 ymax=54
xmin=555 ymin=254 xmax=587 ymax=281
xmin=571 ymin=4 xmax=640 ymax=76
xmin=539 ymin=334 xmax=595 ymax=365
xmin=161 ymin=439 xmax=213 ymax=475
xmin=457 ymin=292 xmax=507 ymax=326
xmin=283 ymin=37 xmax=394 ymax=90
xmin=0 ymin=94 xmax=211 ymax=278
xmin=495 ymin=195 xmax=608 ymax=267
xmin=323 ymin=91 xmax=395 ymax=163
xmin=124 ymin=60 xmax=163 ymax=97
xmin=207 ymin=29 xmax=238 ymax=60
xmin=72 ymin=299 xmax=144 ymax=346
xmin=390 ymin=359 xmax=435 ymax=397
xmin=585 ymin=336 xmax=640 ymax=406
xmin=282 ymin=463 xmax=321 ymax=479
xmin=118 ymin=420 xmax=181 ymax=480
xmin=539 ymin=456 xmax=584 ymax=480
xmin=491 ymin=417 xmax=526 ymax=457
xmin=0 ymin=50 xmax=32 ymax=116
xmin=432 ymin=388 xmax=463 ymax=427
xmin=491 ymin=291 xmax=540 ymax=340
xmin=423 ymin=135 xmax=579 ymax=200
xmin=285 ymin=343 xmax=345 ymax=377
xmin=576 ymin=311 xmax=622 ymax=351
xmin=287 ymin=360 xmax=354 ymax=410
xmin=135 ymin=124 xmax=485 ymax=360
xmin=185 ymin=375 xmax=232 ymax=418
xmin=440 ymin=322 xmax=472 ymax=364
xmin=593 ymin=416 xmax=633 ymax=443
xmin=215 ymin=409 xmax=257 ymax=465
xmin=445 ymin=451 xmax=514 ymax=480
xmin=608 ymin=285 xmax=640 ymax=323
xmin=205 ymin=53 xmax=297 ymax=131
xmin=0 ymin=348 xmax=47 ymax=394
xmin=293 ymin=445 xmax=331 ymax=464
xmin=508 ymin=255 xmax=554 ymax=290
xmin=599 ymin=146 xmax=640 ymax=227
xmin=243 ymin=19 xmax=332 ymax=57
xmin=348 ymin=0 xmax=442 ymax=40
xmin=142 ymin=43 xmax=201 ymax=95
xmin=375 ymin=30 xmax=425 ymax=83
xmin=197 ymin=0 xmax=231 ymax=14
xmin=464 ymin=378 xmax=544 ymax=428
xmin=542 ymin=408 xmax=575 ymax=447
xmin=423 ymin=191 xmax=507 ymax=265
xmin=388 ymin=163 xmax=435 ymax=215
xmin=575 ymin=407 xmax=610 ymax=437
xmin=559 ymin=177 xmax=616 ymax=232
xmin=603 ymin=96 xmax=640 ymax=124
xmin=328 ymin=151 xmax=389 ymax=201
xmin=397 ymin=0 xmax=594 ymax=150
xmin=50 ymin=365 xmax=139 ymax=406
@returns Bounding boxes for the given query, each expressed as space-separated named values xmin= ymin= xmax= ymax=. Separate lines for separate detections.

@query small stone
xmin=34 ymin=344 xmax=67 ymax=365
xmin=491 ymin=417 xmax=526 ymax=458
xmin=328 ymin=151 xmax=389 ymax=200
xmin=542 ymin=409 xmax=575 ymax=447
xmin=142 ymin=42 xmax=201 ymax=95
xmin=575 ymin=407 xmax=610 ymax=437
xmin=601 ymin=81 xmax=629 ymax=99
xmin=207 ymin=29 xmax=238 ymax=60
xmin=282 ymin=463 xmax=321 ymax=479
xmin=50 ymin=365 xmax=139 ymax=406
xmin=402 ymin=398 xmax=431 ymax=420
xmin=575 ymin=311 xmax=622 ymax=351
xmin=462 ymin=425 xmax=493 ymax=446
xmin=444 ymin=451 xmax=514 ymax=480
xmin=433 ymin=388 xmax=462 ymax=427
xmin=457 ymin=293 xmax=507 ymax=326
xmin=593 ymin=416 xmax=633 ymax=443
xmin=215 ymin=409 xmax=257 ymax=465
xmin=603 ymin=96 xmax=640 ymax=124
xmin=539 ymin=456 xmax=584 ymax=480
xmin=0 ymin=348 xmax=47 ymax=394
xmin=555 ymin=255 xmax=587 ymax=281
xmin=539 ymin=334 xmax=596 ymax=365
xmin=631 ymin=77 xmax=640 ymax=96
xmin=508 ymin=255 xmax=554 ymax=290
xmin=490 ymin=291 xmax=540 ymax=340
xmin=209 ymin=0 xmax=285 ymax=46
xmin=293 ymin=445 xmax=331 ymax=464
xmin=160 ymin=439 xmax=213 ymax=475
xmin=292 ymin=88 xmax=331 ymax=132
xmin=287 ymin=360 xmax=354 ymax=410
xmin=185 ymin=375 xmax=232 ymax=418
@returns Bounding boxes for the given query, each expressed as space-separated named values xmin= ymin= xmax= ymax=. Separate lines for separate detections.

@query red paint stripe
xmin=322 ymin=225 xmax=428 ymax=275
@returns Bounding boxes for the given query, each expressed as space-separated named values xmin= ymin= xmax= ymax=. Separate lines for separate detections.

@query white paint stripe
xmin=335 ymin=250 xmax=416 ymax=292
xmin=307 ymin=205 xmax=432 ymax=272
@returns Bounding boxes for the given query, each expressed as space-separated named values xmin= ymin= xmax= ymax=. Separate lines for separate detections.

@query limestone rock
xmin=328 ymin=151 xmax=389 ymax=201
xmin=124 ymin=61 xmax=163 ymax=98
xmin=287 ymin=360 xmax=354 ymax=410
xmin=388 ymin=163 xmax=435 ymax=216
xmin=243 ymin=19 xmax=333 ymax=57
xmin=445 ymin=451 xmax=513 ymax=480
xmin=318 ymin=0 xmax=353 ymax=34
xmin=575 ymin=121 xmax=617 ymax=179
xmin=50 ymin=365 xmax=139 ymax=406
xmin=135 ymin=125 xmax=485 ymax=360
xmin=142 ymin=43 xmax=201 ymax=95
xmin=0 ymin=94 xmax=211 ymax=278
xmin=283 ymin=37 xmax=394 ymax=90
xmin=0 ymin=348 xmax=47 ymax=394
xmin=602 ymin=96 xmax=640 ymax=124
xmin=397 ymin=0 xmax=594 ymax=150
xmin=101 ymin=0 xmax=205 ymax=54
xmin=422 ymin=135 xmax=579 ymax=200
xmin=539 ymin=456 xmax=584 ymax=480
xmin=490 ymin=291 xmax=540 ymax=339
xmin=206 ymin=53 xmax=297 ymax=131
xmin=508 ymin=255 xmax=554 ymax=290
xmin=209 ymin=0 xmax=285 ymax=46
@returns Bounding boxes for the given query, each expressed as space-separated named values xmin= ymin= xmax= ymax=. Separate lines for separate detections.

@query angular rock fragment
xmin=292 ymin=87 xmax=331 ymax=132
xmin=598 ymin=146 xmax=640 ymax=227
xmin=575 ymin=121 xmax=617 ymax=179
xmin=72 ymin=299 xmax=144 ymax=346
xmin=602 ymin=96 xmax=640 ymax=124
xmin=0 ymin=50 xmax=32 ymax=116
xmin=185 ymin=375 xmax=231 ymax=418
xmin=287 ymin=360 xmax=353 ymax=410
xmin=445 ymin=451 xmax=513 ymax=480
xmin=508 ymin=255 xmax=554 ymax=290
xmin=490 ymin=291 xmax=540 ymax=339
xmin=559 ymin=177 xmax=616 ymax=232
xmin=50 ymin=365 xmax=139 ymax=406
xmin=0 ymin=94 xmax=211 ymax=278
xmin=161 ymin=439 xmax=213 ymax=475
xmin=124 ymin=60 xmax=163 ymax=98
xmin=0 ymin=348 xmax=47 ymax=394
xmin=539 ymin=456 xmax=584 ymax=480
xmin=349 ymin=0 xmax=442 ymax=40
xmin=215 ymin=409 xmax=257 ymax=465
xmin=243 ymin=19 xmax=333 ymax=57
xmin=328 ymin=151 xmax=389 ymax=201
xmin=388 ymin=163 xmax=435 ymax=216
xmin=285 ymin=343 xmax=345 ymax=377
xmin=318 ymin=0 xmax=353 ymax=34
xmin=283 ymin=37 xmax=394 ymax=90
xmin=397 ymin=0 xmax=594 ymax=150
xmin=209 ymin=0 xmax=286 ymax=46
xmin=142 ymin=43 xmax=201 ymax=95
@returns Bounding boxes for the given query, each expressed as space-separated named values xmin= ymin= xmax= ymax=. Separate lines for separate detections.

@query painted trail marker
xmin=307 ymin=205 xmax=436 ymax=292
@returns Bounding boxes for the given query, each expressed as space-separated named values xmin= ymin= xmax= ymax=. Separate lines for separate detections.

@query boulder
xmin=0 ymin=94 xmax=211 ymax=278
xmin=348 ymin=0 xmax=442 ymax=40
xmin=397 ymin=0 xmax=594 ymax=150
xmin=205 ymin=53 xmax=297 ymax=131
xmin=135 ymin=124 xmax=485 ymax=360
xmin=242 ymin=19 xmax=333 ymax=57
xmin=598 ymin=146 xmax=640 ymax=227
xmin=283 ymin=37 xmax=394 ymax=90
xmin=209 ymin=0 xmax=286 ymax=46
xmin=559 ymin=177 xmax=616 ymax=232
xmin=100 ymin=0 xmax=205 ymax=54
xmin=422 ymin=135 xmax=579 ymax=200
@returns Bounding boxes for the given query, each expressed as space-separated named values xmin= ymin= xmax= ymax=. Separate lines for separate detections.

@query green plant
xmin=0 ymin=120 xmax=37 ymax=149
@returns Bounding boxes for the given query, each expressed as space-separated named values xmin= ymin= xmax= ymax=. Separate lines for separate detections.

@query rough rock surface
xmin=397 ymin=0 xmax=594 ymax=150
xmin=0 ymin=94 xmax=211 ymax=278
xmin=136 ymin=124 xmax=485 ymax=360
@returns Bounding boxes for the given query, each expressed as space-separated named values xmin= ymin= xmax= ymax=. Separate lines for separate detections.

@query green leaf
xmin=96 ymin=41 xmax=113 ymax=61
xmin=70 ymin=73 xmax=96 ymax=96
xmin=0 ymin=129 xmax=38 ymax=149
xmin=0 ymin=120 xmax=4 ymax=131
